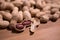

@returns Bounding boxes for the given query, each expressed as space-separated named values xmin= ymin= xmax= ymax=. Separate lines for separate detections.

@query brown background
xmin=0 ymin=19 xmax=60 ymax=40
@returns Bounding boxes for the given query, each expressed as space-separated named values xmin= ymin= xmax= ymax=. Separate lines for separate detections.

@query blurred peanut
xmin=30 ymin=18 xmax=40 ymax=32
xmin=0 ymin=11 xmax=12 ymax=21
xmin=23 ymin=11 xmax=31 ymax=20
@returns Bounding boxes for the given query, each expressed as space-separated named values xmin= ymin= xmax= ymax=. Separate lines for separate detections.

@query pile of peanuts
xmin=0 ymin=0 xmax=60 ymax=33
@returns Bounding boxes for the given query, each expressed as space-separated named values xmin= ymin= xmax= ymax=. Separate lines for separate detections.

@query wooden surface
xmin=0 ymin=19 xmax=60 ymax=40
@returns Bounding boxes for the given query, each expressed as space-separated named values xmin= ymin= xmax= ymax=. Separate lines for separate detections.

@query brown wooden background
xmin=0 ymin=19 xmax=60 ymax=40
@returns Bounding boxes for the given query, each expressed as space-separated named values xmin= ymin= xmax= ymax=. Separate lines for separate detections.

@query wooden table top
xmin=0 ymin=19 xmax=60 ymax=40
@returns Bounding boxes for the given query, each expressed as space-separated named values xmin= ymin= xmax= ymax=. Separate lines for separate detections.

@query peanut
xmin=30 ymin=8 xmax=40 ymax=15
xmin=30 ymin=18 xmax=40 ymax=32
xmin=35 ymin=0 xmax=46 ymax=8
xmin=40 ymin=14 xmax=50 ymax=23
xmin=12 ymin=0 xmax=23 ymax=7
xmin=0 ymin=2 xmax=14 ymax=10
xmin=0 ymin=11 xmax=12 ymax=21
xmin=23 ymin=11 xmax=31 ymax=20
xmin=0 ymin=14 xmax=3 ymax=21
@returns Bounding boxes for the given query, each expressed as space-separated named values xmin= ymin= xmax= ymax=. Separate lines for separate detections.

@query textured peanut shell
xmin=0 ymin=21 xmax=9 ymax=28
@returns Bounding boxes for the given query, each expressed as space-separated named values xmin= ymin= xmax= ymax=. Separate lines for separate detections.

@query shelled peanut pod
xmin=15 ymin=19 xmax=32 ymax=32
xmin=30 ymin=18 xmax=40 ymax=32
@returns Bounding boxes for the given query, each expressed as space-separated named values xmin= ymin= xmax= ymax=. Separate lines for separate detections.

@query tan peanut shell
xmin=0 ymin=14 xmax=3 ymax=21
xmin=43 ymin=5 xmax=51 ymax=11
xmin=23 ymin=11 xmax=31 ymax=20
xmin=29 ymin=0 xmax=35 ymax=5
xmin=53 ymin=13 xmax=60 ymax=19
xmin=0 ymin=21 xmax=9 ymax=28
xmin=9 ymin=19 xmax=17 ymax=30
xmin=23 ymin=6 xmax=30 ymax=11
xmin=0 ymin=11 xmax=12 ymax=21
xmin=30 ymin=8 xmax=40 ymax=15
xmin=18 ymin=11 xmax=23 ymax=21
xmin=0 ymin=2 xmax=14 ymax=10
xmin=40 ymin=14 xmax=50 ymax=23
xmin=35 ymin=0 xmax=46 ymax=8
xmin=12 ymin=0 xmax=23 ymax=7
xmin=36 ymin=11 xmax=46 ymax=18
xmin=23 ymin=0 xmax=31 ymax=7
